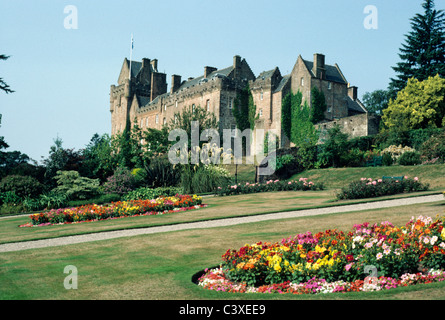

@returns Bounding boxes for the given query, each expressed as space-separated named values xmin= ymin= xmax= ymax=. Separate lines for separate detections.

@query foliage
xmin=0 ymin=191 xmax=21 ymax=205
xmin=381 ymin=145 xmax=416 ymax=162
xmin=232 ymin=83 xmax=258 ymax=133
xmin=168 ymin=105 xmax=219 ymax=150
xmin=397 ymin=151 xmax=422 ymax=166
xmin=310 ymin=87 xmax=327 ymax=124
xmin=215 ymin=178 xmax=324 ymax=196
xmin=383 ymin=75 xmax=445 ymax=130
xmin=52 ymin=170 xmax=101 ymax=201
xmin=0 ymin=54 xmax=14 ymax=94
xmin=201 ymin=215 xmax=445 ymax=293
xmin=317 ymin=125 xmax=349 ymax=168
xmin=123 ymin=186 xmax=184 ymax=201
xmin=419 ymin=130 xmax=445 ymax=162
xmin=281 ymin=92 xmax=292 ymax=140
xmin=26 ymin=194 xmax=204 ymax=226
xmin=103 ymin=167 xmax=137 ymax=196
xmin=42 ymin=137 xmax=84 ymax=186
xmin=182 ymin=164 xmax=231 ymax=194
xmin=0 ymin=174 xmax=43 ymax=198
xmin=336 ymin=176 xmax=429 ymax=200
xmin=141 ymin=127 xmax=172 ymax=160
xmin=81 ymin=133 xmax=116 ymax=182
xmin=362 ymin=89 xmax=390 ymax=115
xmin=140 ymin=156 xmax=181 ymax=188
xmin=389 ymin=0 xmax=445 ymax=95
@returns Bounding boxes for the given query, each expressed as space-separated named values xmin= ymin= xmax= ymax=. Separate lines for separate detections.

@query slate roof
xmin=177 ymin=65 xmax=234 ymax=91
xmin=347 ymin=96 xmax=367 ymax=115
xmin=302 ymin=59 xmax=348 ymax=84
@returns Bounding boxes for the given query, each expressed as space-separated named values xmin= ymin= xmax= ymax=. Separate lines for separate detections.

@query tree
xmin=382 ymin=75 xmax=445 ymax=131
xmin=81 ymin=133 xmax=116 ymax=181
xmin=388 ymin=0 xmax=445 ymax=96
xmin=168 ymin=105 xmax=219 ymax=149
xmin=362 ymin=89 xmax=390 ymax=115
xmin=310 ymin=87 xmax=327 ymax=124
xmin=42 ymin=137 xmax=83 ymax=186
xmin=0 ymin=54 xmax=14 ymax=94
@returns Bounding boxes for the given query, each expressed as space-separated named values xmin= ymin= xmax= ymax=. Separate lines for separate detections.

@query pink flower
xmin=414 ymin=177 xmax=418 ymax=181
xmin=378 ymin=179 xmax=382 ymax=183
xmin=372 ymin=181 xmax=377 ymax=185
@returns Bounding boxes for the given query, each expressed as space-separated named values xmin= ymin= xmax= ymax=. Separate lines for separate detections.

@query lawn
xmin=1 ymin=164 xmax=444 ymax=301
xmin=0 ymin=194 xmax=444 ymax=300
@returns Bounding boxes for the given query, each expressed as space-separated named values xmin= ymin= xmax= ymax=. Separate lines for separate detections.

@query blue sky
xmin=1 ymin=0 xmax=442 ymax=162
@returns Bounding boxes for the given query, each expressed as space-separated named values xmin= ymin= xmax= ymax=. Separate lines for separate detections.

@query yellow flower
xmin=315 ymin=245 xmax=326 ymax=253
xmin=441 ymin=227 xmax=445 ymax=240
xmin=273 ymin=264 xmax=282 ymax=273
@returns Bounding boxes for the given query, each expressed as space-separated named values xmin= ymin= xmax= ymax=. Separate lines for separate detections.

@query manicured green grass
xmin=1 ymin=198 xmax=444 ymax=300
xmin=0 ymin=189 xmax=440 ymax=245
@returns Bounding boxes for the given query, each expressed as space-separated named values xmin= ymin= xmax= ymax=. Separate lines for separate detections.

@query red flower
xmin=346 ymin=254 xmax=354 ymax=262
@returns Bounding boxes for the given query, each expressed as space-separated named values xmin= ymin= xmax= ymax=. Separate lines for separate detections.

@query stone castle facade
xmin=109 ymin=53 xmax=378 ymax=154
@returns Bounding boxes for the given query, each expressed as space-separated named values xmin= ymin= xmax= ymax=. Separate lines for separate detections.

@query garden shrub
xmin=382 ymin=152 xmax=393 ymax=166
xmin=336 ymin=177 xmax=429 ymax=200
xmin=103 ymin=167 xmax=137 ymax=196
xmin=397 ymin=151 xmax=421 ymax=166
xmin=142 ymin=156 xmax=181 ymax=188
xmin=189 ymin=165 xmax=231 ymax=194
xmin=381 ymin=145 xmax=416 ymax=162
xmin=123 ymin=186 xmax=184 ymax=201
xmin=52 ymin=170 xmax=101 ymax=200
xmin=215 ymin=178 xmax=324 ymax=196
xmin=420 ymin=131 xmax=445 ymax=163
xmin=0 ymin=175 xmax=43 ymax=199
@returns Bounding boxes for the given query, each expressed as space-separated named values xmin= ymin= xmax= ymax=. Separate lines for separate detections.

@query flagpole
xmin=129 ymin=34 xmax=133 ymax=80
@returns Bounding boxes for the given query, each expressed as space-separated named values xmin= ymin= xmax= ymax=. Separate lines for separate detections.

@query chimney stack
xmin=348 ymin=86 xmax=358 ymax=100
xmin=171 ymin=74 xmax=182 ymax=93
xmin=204 ymin=66 xmax=217 ymax=78
xmin=151 ymin=59 xmax=158 ymax=72
xmin=313 ymin=53 xmax=326 ymax=80
xmin=142 ymin=58 xmax=151 ymax=69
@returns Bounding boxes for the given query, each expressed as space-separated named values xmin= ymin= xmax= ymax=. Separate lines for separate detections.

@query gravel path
xmin=0 ymin=194 xmax=443 ymax=253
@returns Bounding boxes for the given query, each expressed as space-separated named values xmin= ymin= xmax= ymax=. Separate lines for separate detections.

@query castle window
xmin=206 ymin=99 xmax=210 ymax=112
xmin=327 ymin=107 xmax=332 ymax=113
xmin=301 ymin=77 xmax=304 ymax=86
xmin=229 ymin=98 xmax=234 ymax=109
xmin=259 ymin=109 xmax=263 ymax=117
xmin=174 ymin=115 xmax=178 ymax=124
xmin=192 ymin=104 xmax=196 ymax=113
xmin=260 ymin=91 xmax=263 ymax=100
xmin=146 ymin=117 xmax=148 ymax=126
xmin=328 ymin=82 xmax=332 ymax=90
xmin=164 ymin=105 xmax=167 ymax=111
xmin=176 ymin=101 xmax=178 ymax=108
xmin=156 ymin=114 xmax=159 ymax=124
xmin=163 ymin=117 xmax=166 ymax=125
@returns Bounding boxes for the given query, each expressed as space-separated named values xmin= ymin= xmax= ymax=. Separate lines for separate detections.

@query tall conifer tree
xmin=389 ymin=0 xmax=445 ymax=97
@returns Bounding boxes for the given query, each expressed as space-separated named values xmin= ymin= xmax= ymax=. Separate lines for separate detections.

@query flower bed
xmin=198 ymin=215 xmax=445 ymax=295
xmin=21 ymin=194 xmax=204 ymax=227
xmin=336 ymin=176 xmax=429 ymax=200
xmin=214 ymin=178 xmax=324 ymax=196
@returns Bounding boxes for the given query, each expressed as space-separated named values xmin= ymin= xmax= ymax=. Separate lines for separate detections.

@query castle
xmin=109 ymin=53 xmax=378 ymax=154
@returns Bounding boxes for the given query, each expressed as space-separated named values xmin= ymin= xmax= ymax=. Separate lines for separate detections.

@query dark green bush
xmin=142 ymin=157 xmax=180 ymax=188
xmin=123 ymin=186 xmax=184 ymax=201
xmin=382 ymin=152 xmax=393 ymax=166
xmin=0 ymin=175 xmax=43 ymax=198
xmin=397 ymin=151 xmax=422 ymax=166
